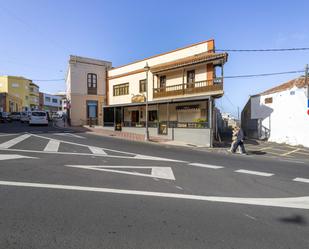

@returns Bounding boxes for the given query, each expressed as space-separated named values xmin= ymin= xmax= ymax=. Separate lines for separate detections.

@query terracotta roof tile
xmin=261 ymin=76 xmax=308 ymax=95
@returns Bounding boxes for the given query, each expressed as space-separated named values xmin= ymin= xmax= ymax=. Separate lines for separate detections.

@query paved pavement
xmin=0 ymin=121 xmax=309 ymax=249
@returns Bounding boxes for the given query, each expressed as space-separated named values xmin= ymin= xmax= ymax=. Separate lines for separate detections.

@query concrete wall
xmin=250 ymin=86 xmax=309 ymax=147
xmin=120 ymin=127 xmax=212 ymax=147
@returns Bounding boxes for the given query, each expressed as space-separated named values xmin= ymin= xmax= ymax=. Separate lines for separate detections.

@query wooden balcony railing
xmin=153 ymin=78 xmax=223 ymax=98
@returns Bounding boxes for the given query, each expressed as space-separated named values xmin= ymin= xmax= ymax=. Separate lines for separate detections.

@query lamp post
xmin=144 ymin=62 xmax=150 ymax=141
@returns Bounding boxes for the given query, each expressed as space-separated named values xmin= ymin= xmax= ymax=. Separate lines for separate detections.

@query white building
xmin=104 ymin=39 xmax=227 ymax=146
xmin=39 ymin=92 xmax=62 ymax=112
xmin=241 ymin=76 xmax=309 ymax=147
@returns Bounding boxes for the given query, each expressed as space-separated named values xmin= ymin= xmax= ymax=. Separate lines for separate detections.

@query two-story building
xmin=65 ymin=56 xmax=112 ymax=126
xmin=104 ymin=39 xmax=228 ymax=146
xmin=65 ymin=39 xmax=228 ymax=146
xmin=0 ymin=75 xmax=35 ymax=111
xmin=39 ymin=92 xmax=62 ymax=112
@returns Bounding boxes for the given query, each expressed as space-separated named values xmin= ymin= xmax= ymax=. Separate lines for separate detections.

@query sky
xmin=0 ymin=0 xmax=308 ymax=117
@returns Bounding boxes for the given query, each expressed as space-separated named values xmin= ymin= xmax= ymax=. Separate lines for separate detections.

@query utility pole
xmin=305 ymin=64 xmax=309 ymax=98
xmin=144 ymin=62 xmax=150 ymax=141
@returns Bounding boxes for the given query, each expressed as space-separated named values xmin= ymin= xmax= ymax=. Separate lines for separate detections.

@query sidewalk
xmin=71 ymin=125 xmax=170 ymax=143
xmin=53 ymin=120 xmax=309 ymax=162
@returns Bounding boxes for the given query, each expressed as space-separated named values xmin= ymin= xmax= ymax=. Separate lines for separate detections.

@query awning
xmin=150 ymin=52 xmax=228 ymax=73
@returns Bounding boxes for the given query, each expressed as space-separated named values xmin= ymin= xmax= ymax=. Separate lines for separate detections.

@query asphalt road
xmin=0 ymin=121 xmax=309 ymax=249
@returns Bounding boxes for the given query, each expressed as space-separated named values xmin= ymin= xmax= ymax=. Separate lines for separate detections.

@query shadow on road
xmin=278 ymin=214 xmax=307 ymax=226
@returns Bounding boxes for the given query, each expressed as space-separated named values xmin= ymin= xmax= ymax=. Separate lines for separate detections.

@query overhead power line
xmin=32 ymin=79 xmax=65 ymax=82
xmin=217 ymin=48 xmax=309 ymax=52
xmin=30 ymin=70 xmax=304 ymax=81
xmin=224 ymin=70 xmax=304 ymax=79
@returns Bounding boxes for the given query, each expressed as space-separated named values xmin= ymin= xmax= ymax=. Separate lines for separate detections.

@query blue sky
xmin=0 ymin=0 xmax=308 ymax=116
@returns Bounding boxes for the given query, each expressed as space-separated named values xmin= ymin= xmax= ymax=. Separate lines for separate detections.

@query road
xmin=0 ymin=122 xmax=309 ymax=249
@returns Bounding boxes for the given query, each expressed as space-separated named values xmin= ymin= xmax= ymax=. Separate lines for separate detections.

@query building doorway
xmin=131 ymin=110 xmax=139 ymax=124
xmin=86 ymin=100 xmax=98 ymax=125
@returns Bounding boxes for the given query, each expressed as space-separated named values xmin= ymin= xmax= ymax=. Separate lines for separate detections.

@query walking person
xmin=230 ymin=125 xmax=247 ymax=154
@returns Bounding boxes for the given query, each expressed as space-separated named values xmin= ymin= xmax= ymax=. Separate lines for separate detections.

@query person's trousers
xmin=232 ymin=140 xmax=246 ymax=153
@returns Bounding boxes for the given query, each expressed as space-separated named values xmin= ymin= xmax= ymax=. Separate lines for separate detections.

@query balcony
xmin=153 ymin=78 xmax=223 ymax=99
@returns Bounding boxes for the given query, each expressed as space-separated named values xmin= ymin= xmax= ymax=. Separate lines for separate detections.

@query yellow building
xmin=29 ymin=82 xmax=40 ymax=110
xmin=0 ymin=75 xmax=39 ymax=111
xmin=0 ymin=92 xmax=22 ymax=112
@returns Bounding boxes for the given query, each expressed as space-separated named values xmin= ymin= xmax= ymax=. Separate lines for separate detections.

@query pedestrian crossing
xmin=0 ymin=133 xmax=181 ymax=162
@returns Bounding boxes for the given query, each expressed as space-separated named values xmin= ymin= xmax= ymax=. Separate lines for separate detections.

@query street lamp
xmin=144 ymin=62 xmax=150 ymax=141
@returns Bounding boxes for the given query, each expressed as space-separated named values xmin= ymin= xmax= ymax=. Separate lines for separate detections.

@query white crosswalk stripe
xmin=88 ymin=146 xmax=107 ymax=155
xmin=235 ymin=169 xmax=274 ymax=177
xmin=0 ymin=134 xmax=31 ymax=148
xmin=293 ymin=177 xmax=309 ymax=183
xmin=44 ymin=140 xmax=60 ymax=152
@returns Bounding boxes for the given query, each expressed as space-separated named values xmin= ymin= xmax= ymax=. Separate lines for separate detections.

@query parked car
xmin=0 ymin=112 xmax=12 ymax=123
xmin=20 ymin=112 xmax=30 ymax=123
xmin=29 ymin=111 xmax=48 ymax=126
xmin=51 ymin=112 xmax=60 ymax=119
xmin=9 ymin=112 xmax=21 ymax=121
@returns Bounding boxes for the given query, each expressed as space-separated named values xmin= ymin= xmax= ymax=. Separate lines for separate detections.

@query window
xmin=159 ymin=76 xmax=166 ymax=89
xmin=148 ymin=110 xmax=157 ymax=122
xmin=139 ymin=79 xmax=146 ymax=93
xmin=52 ymin=98 xmax=58 ymax=103
xmin=87 ymin=73 xmax=97 ymax=95
xmin=45 ymin=97 xmax=51 ymax=102
xmin=264 ymin=97 xmax=273 ymax=104
xmin=12 ymin=83 xmax=19 ymax=88
xmin=187 ymin=70 xmax=195 ymax=88
xmin=113 ymin=83 xmax=129 ymax=96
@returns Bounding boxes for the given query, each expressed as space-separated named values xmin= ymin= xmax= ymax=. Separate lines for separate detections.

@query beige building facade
xmin=103 ymin=39 xmax=228 ymax=146
xmin=65 ymin=56 xmax=112 ymax=126
xmin=65 ymin=39 xmax=228 ymax=146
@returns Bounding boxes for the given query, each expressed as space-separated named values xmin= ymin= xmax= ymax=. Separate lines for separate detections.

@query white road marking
xmin=0 ymin=180 xmax=308 ymax=210
xmin=0 ymin=147 xmax=182 ymax=162
xmin=0 ymin=134 xmax=31 ymax=148
xmin=281 ymin=148 xmax=301 ymax=156
xmin=44 ymin=140 xmax=60 ymax=152
xmin=134 ymin=154 xmax=184 ymax=162
xmin=65 ymin=165 xmax=175 ymax=180
xmin=293 ymin=178 xmax=309 ymax=183
xmin=0 ymin=154 xmax=37 ymax=161
xmin=244 ymin=214 xmax=257 ymax=220
xmin=0 ymin=134 xmax=16 ymax=137
xmin=189 ymin=163 xmax=224 ymax=169
xmin=53 ymin=133 xmax=85 ymax=139
xmin=88 ymin=146 xmax=107 ymax=155
xmin=235 ymin=169 xmax=274 ymax=177
xmin=31 ymin=133 xmax=185 ymax=163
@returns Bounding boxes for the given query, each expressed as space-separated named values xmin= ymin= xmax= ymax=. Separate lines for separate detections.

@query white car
xmin=29 ymin=111 xmax=49 ymax=126
xmin=20 ymin=112 xmax=30 ymax=123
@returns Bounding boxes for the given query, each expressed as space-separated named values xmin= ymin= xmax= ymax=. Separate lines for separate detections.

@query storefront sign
xmin=176 ymin=104 xmax=200 ymax=110
xmin=131 ymin=94 xmax=145 ymax=103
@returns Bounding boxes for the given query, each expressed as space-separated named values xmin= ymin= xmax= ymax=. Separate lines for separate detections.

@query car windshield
xmin=31 ymin=112 xmax=46 ymax=116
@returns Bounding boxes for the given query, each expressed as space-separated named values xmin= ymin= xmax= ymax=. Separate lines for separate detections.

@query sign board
xmin=131 ymin=94 xmax=145 ymax=103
